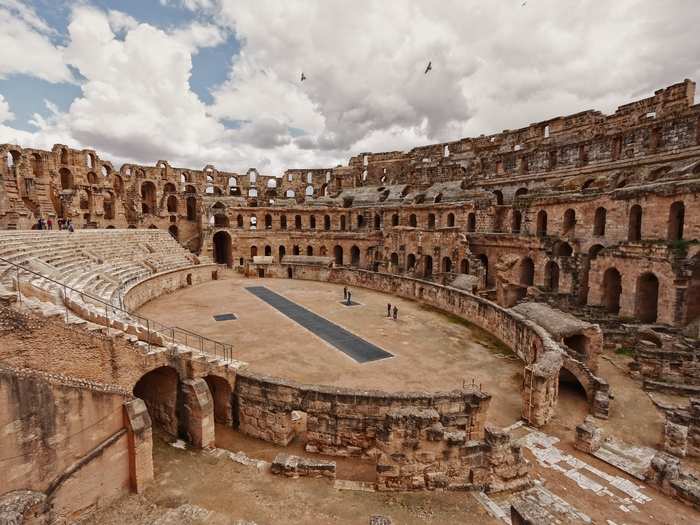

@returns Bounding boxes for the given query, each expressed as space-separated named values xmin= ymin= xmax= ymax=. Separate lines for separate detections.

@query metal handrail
xmin=0 ymin=255 xmax=234 ymax=362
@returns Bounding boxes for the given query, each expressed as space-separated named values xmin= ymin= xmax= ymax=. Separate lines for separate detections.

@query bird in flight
xmin=521 ymin=1 xmax=527 ymax=6
xmin=300 ymin=72 xmax=306 ymax=82
xmin=424 ymin=61 xmax=432 ymax=74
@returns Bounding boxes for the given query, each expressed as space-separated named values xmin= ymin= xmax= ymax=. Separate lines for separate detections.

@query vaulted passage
xmin=603 ymin=267 xmax=622 ymax=314
xmin=635 ymin=272 xmax=659 ymax=323
xmin=245 ymin=286 xmax=393 ymax=363
xmin=133 ymin=366 xmax=181 ymax=437
xmin=213 ymin=231 xmax=232 ymax=265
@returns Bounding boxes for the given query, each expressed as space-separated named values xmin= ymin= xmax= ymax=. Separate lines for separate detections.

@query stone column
xmin=181 ymin=378 xmax=215 ymax=448
xmin=123 ymin=398 xmax=154 ymax=494
xmin=521 ymin=351 xmax=562 ymax=427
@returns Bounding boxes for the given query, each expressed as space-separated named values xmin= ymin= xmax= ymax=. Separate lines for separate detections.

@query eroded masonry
xmin=1 ymin=80 xmax=700 ymax=524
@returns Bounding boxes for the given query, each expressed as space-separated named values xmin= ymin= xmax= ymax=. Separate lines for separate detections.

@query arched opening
xmin=544 ymin=261 xmax=560 ymax=291
xmin=467 ymin=213 xmax=476 ymax=232
xmin=350 ymin=245 xmax=360 ymax=266
xmin=628 ymin=205 xmax=642 ymax=241
xmin=593 ymin=207 xmax=606 ymax=236
xmin=306 ymin=246 xmax=313 ymax=256
xmin=250 ymin=246 xmax=258 ymax=258
xmin=514 ymin=187 xmax=528 ymax=200
xmin=293 ymin=245 xmax=300 ymax=255
xmin=357 ymin=214 xmax=365 ymax=229
xmin=391 ymin=213 xmax=399 ymax=226
xmin=493 ymin=190 xmax=504 ymax=205
xmin=553 ymin=241 xmax=573 ymax=257
xmin=460 ymin=259 xmax=469 ymax=274
xmin=309 ymin=215 xmax=316 ymax=229
xmin=103 ymin=192 xmax=115 ymax=220
xmin=520 ymin=257 xmax=534 ymax=286
xmin=279 ymin=246 xmax=286 ymax=260
xmin=602 ymin=268 xmax=622 ymax=314
xmin=59 ymin=168 xmax=73 ymax=190
xmin=295 ymin=215 xmax=302 ymax=229
xmin=441 ymin=256 xmax=452 ymax=273
xmin=536 ymin=210 xmax=548 ymax=237
xmin=447 ymin=213 xmax=455 ymax=227
xmin=324 ymin=215 xmax=331 ymax=230
xmin=265 ymin=214 xmax=272 ymax=229
xmin=265 ymin=245 xmax=272 ymax=256
xmin=562 ymin=209 xmax=576 ymax=234
xmin=203 ymin=375 xmax=232 ymax=425
xmin=167 ymin=195 xmax=178 ymax=213
xmin=133 ymin=366 xmax=180 ymax=437
xmin=213 ymin=231 xmax=232 ymax=266
xmin=168 ymin=225 xmax=178 ymax=240
xmin=635 ymin=272 xmax=659 ymax=323
xmin=390 ymin=252 xmax=399 ymax=270
xmin=424 ymin=255 xmax=433 ymax=277
xmin=374 ymin=214 xmax=381 ymax=230
xmin=287 ymin=267 xmax=293 ymax=279
xmin=280 ymin=215 xmax=287 ymax=229
xmin=511 ymin=210 xmax=522 ymax=233
xmin=478 ymin=254 xmax=489 ymax=286
xmin=409 ymin=214 xmax=417 ymax=227
xmin=320 ymin=246 xmax=327 ymax=257
xmin=558 ymin=368 xmax=588 ymax=407
xmin=340 ymin=215 xmax=346 ymax=231
xmin=334 ymin=245 xmax=343 ymax=265
xmin=186 ymin=197 xmax=197 ymax=221
xmin=427 ymin=213 xmax=436 ymax=230
xmin=668 ymin=201 xmax=685 ymax=241
xmin=236 ymin=214 xmax=244 ymax=228
xmin=140 ymin=181 xmax=157 ymax=214
xmin=407 ymin=254 xmax=417 ymax=271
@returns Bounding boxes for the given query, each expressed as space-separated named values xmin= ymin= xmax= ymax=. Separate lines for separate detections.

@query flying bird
xmin=300 ymin=72 xmax=306 ymax=81
xmin=424 ymin=61 xmax=432 ymax=74
xmin=521 ymin=1 xmax=527 ymax=6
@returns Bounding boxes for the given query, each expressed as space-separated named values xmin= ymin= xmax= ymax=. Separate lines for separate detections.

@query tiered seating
xmin=0 ymin=229 xmax=202 ymax=305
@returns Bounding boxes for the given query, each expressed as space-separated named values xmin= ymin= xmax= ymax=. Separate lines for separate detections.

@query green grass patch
xmin=614 ymin=346 xmax=635 ymax=357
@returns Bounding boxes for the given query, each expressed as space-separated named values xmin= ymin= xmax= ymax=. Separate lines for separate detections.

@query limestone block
xmin=574 ymin=416 xmax=603 ymax=454
xmin=665 ymin=420 xmax=689 ymax=457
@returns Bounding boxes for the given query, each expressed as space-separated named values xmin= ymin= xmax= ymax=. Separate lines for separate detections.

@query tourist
xmin=387 ymin=303 xmax=391 ymax=317
xmin=47 ymin=218 xmax=53 ymax=230
xmin=343 ymin=286 xmax=347 ymax=300
xmin=392 ymin=305 xmax=398 ymax=320
xmin=346 ymin=290 xmax=351 ymax=305
xmin=67 ymin=221 xmax=74 ymax=233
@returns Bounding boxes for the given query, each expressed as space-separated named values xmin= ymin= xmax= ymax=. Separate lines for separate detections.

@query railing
xmin=0 ymin=255 xmax=235 ymax=363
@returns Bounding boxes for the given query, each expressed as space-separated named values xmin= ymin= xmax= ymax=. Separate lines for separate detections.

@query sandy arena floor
xmin=138 ymin=275 xmax=524 ymax=427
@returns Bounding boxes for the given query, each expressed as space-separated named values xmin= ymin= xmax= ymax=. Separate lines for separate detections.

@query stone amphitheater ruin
xmin=1 ymin=79 xmax=699 ymax=524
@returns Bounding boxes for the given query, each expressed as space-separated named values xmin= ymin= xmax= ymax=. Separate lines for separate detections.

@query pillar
xmin=181 ymin=378 xmax=215 ymax=448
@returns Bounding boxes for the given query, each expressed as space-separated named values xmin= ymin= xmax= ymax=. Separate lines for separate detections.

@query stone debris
xmin=270 ymin=453 xmax=336 ymax=479
xmin=170 ymin=439 xmax=187 ymax=450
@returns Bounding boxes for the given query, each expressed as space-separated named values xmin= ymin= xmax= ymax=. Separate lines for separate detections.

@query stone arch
xmin=628 ymin=204 xmax=642 ymax=241
xmin=602 ymin=267 xmax=622 ymax=314
xmin=350 ymin=245 xmax=360 ymax=266
xmin=635 ymin=272 xmax=659 ymax=323
xmin=493 ymin=190 xmax=504 ymax=205
xmin=446 ymin=213 xmax=455 ymax=227
xmin=306 ymin=246 xmax=313 ymax=256
xmin=334 ymin=245 xmax=343 ymax=265
xmin=141 ymin=181 xmax=157 ymax=214
xmin=59 ymin=168 xmax=73 ymax=190
xmin=544 ymin=261 xmax=560 ymax=291
xmin=409 ymin=214 xmax=417 ymax=227
xmin=390 ymin=252 xmax=399 ymax=269
xmin=265 ymin=214 xmax=272 ymax=229
xmin=520 ymin=257 xmax=534 ymax=286
xmin=593 ymin=207 xmax=606 ymax=236
xmin=514 ymin=187 xmax=528 ymax=199
xmin=167 ymin=195 xmax=178 ymax=213
xmin=265 ymin=245 xmax=272 ymax=256
xmin=279 ymin=245 xmax=286 ymax=260
xmin=536 ymin=210 xmax=548 ymax=236
xmin=668 ymin=201 xmax=685 ymax=241
xmin=441 ymin=256 xmax=452 ymax=273
xmin=558 ymin=367 xmax=589 ymax=405
xmin=553 ymin=241 xmax=573 ymax=257
xmin=250 ymin=246 xmax=258 ymax=258
xmin=213 ymin=231 xmax=232 ymax=265
xmin=340 ymin=215 xmax=346 ymax=231
xmin=391 ymin=213 xmax=399 ymax=227
xmin=424 ymin=255 xmax=433 ymax=277
xmin=310 ymin=215 xmax=316 ymax=229
xmin=236 ymin=214 xmax=244 ymax=228
xmin=324 ymin=215 xmax=331 ymax=230
xmin=460 ymin=258 xmax=469 ymax=274
xmin=467 ymin=213 xmax=476 ymax=232
xmin=203 ymin=375 xmax=232 ymax=425
xmin=428 ymin=213 xmax=436 ymax=230
xmin=374 ymin=214 xmax=381 ymax=230
xmin=133 ymin=366 xmax=180 ymax=437
xmin=168 ymin=225 xmax=178 ymax=240
xmin=562 ymin=208 xmax=576 ymax=233
xmin=280 ymin=215 xmax=287 ymax=229
xmin=478 ymin=254 xmax=489 ymax=286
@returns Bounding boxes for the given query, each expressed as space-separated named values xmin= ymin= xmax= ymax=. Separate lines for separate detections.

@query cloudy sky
xmin=1 ymin=0 xmax=699 ymax=175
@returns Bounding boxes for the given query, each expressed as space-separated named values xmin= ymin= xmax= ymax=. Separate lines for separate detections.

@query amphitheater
xmin=1 ymin=80 xmax=700 ymax=524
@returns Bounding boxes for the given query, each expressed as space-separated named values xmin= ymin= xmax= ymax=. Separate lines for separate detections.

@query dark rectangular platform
xmin=245 ymin=286 xmax=393 ymax=363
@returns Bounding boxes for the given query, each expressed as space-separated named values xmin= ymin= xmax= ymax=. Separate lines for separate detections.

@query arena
xmin=1 ymin=79 xmax=700 ymax=524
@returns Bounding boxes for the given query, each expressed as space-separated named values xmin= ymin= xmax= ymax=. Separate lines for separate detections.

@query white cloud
xmin=0 ymin=0 xmax=73 ymax=82
xmin=107 ymin=10 xmax=139 ymax=34
xmin=0 ymin=94 xmax=14 ymax=123
xmin=170 ymin=21 xmax=226 ymax=53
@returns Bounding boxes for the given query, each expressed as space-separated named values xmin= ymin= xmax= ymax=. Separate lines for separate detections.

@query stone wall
xmin=122 ymin=264 xmax=218 ymax=311
xmin=0 ymin=365 xmax=153 ymax=523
